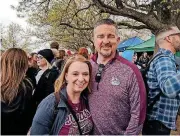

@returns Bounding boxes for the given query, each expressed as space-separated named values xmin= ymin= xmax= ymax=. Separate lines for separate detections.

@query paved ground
xmin=171 ymin=115 xmax=180 ymax=135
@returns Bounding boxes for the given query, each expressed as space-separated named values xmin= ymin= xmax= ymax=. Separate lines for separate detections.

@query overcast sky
xmin=0 ymin=0 xmax=48 ymax=52
xmin=0 ymin=0 xmax=27 ymax=27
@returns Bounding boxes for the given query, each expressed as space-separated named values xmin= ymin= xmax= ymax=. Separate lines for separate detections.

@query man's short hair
xmin=156 ymin=26 xmax=180 ymax=43
xmin=94 ymin=18 xmax=118 ymax=30
xmin=50 ymin=42 xmax=59 ymax=50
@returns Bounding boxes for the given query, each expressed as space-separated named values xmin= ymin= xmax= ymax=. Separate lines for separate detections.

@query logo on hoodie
xmin=111 ymin=77 xmax=120 ymax=86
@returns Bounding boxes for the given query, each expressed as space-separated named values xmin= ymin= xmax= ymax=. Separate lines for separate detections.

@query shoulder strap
xmin=54 ymin=92 xmax=60 ymax=114
xmin=51 ymin=92 xmax=82 ymax=135
xmin=60 ymin=93 xmax=82 ymax=135
xmin=24 ymin=77 xmax=35 ymax=91
xmin=143 ymin=53 xmax=168 ymax=77
xmin=146 ymin=53 xmax=170 ymax=112
xmin=50 ymin=92 xmax=61 ymax=135
xmin=147 ymin=53 xmax=165 ymax=69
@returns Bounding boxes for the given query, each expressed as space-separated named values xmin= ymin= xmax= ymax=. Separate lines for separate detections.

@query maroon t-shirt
xmin=59 ymin=98 xmax=93 ymax=135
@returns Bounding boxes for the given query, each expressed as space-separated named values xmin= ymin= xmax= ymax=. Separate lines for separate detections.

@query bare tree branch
xmin=59 ymin=23 xmax=93 ymax=30
xmin=115 ymin=0 xmax=124 ymax=8
xmin=74 ymin=3 xmax=95 ymax=16
xmin=132 ymin=0 xmax=138 ymax=8
xmin=93 ymin=0 xmax=167 ymax=31
xmin=117 ymin=22 xmax=149 ymax=29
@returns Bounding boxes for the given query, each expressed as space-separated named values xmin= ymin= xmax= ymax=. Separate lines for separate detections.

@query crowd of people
xmin=1 ymin=18 xmax=180 ymax=135
xmin=132 ymin=52 xmax=151 ymax=69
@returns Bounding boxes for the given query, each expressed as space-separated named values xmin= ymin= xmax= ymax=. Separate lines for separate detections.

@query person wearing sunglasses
xmin=88 ymin=18 xmax=146 ymax=135
xmin=30 ymin=55 xmax=93 ymax=135
xmin=142 ymin=26 xmax=180 ymax=135
xmin=33 ymin=49 xmax=59 ymax=109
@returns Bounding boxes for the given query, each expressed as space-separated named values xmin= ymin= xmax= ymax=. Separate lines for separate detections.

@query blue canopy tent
xmin=121 ymin=50 xmax=135 ymax=62
xmin=126 ymin=35 xmax=180 ymax=57
xmin=118 ymin=37 xmax=144 ymax=61
xmin=126 ymin=35 xmax=155 ymax=52
xmin=117 ymin=37 xmax=144 ymax=52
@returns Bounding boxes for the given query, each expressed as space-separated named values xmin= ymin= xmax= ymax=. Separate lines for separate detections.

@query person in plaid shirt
xmin=142 ymin=26 xmax=180 ymax=135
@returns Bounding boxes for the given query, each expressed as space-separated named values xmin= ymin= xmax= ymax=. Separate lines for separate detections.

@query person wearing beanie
xmin=38 ymin=49 xmax=54 ymax=64
xmin=33 ymin=49 xmax=59 ymax=109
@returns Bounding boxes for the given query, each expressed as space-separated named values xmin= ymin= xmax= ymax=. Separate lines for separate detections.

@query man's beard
xmin=173 ymin=40 xmax=180 ymax=52
xmin=99 ymin=50 xmax=112 ymax=58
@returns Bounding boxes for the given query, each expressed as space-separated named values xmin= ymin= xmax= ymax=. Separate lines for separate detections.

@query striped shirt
xmin=147 ymin=48 xmax=180 ymax=130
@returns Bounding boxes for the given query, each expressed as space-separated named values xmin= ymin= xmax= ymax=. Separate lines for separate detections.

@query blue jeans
xmin=142 ymin=120 xmax=171 ymax=135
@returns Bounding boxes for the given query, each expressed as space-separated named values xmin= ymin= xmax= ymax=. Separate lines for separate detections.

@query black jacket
xmin=1 ymin=78 xmax=35 ymax=135
xmin=137 ymin=56 xmax=149 ymax=69
xmin=33 ymin=68 xmax=59 ymax=107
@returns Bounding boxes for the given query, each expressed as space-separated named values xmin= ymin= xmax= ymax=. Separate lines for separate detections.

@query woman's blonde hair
xmin=54 ymin=54 xmax=92 ymax=93
xmin=1 ymin=48 xmax=28 ymax=104
xmin=46 ymin=60 xmax=52 ymax=69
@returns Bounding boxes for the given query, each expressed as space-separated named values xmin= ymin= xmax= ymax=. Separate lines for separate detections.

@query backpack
xmin=140 ymin=53 xmax=168 ymax=112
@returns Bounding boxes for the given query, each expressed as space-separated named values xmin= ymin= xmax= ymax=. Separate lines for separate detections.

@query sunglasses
xmin=169 ymin=33 xmax=180 ymax=37
xmin=95 ymin=64 xmax=105 ymax=83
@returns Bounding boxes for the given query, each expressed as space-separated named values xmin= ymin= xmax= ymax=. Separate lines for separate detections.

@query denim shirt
xmin=30 ymin=88 xmax=69 ymax=135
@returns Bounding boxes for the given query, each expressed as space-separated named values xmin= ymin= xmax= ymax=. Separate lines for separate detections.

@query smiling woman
xmin=30 ymin=54 xmax=93 ymax=135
